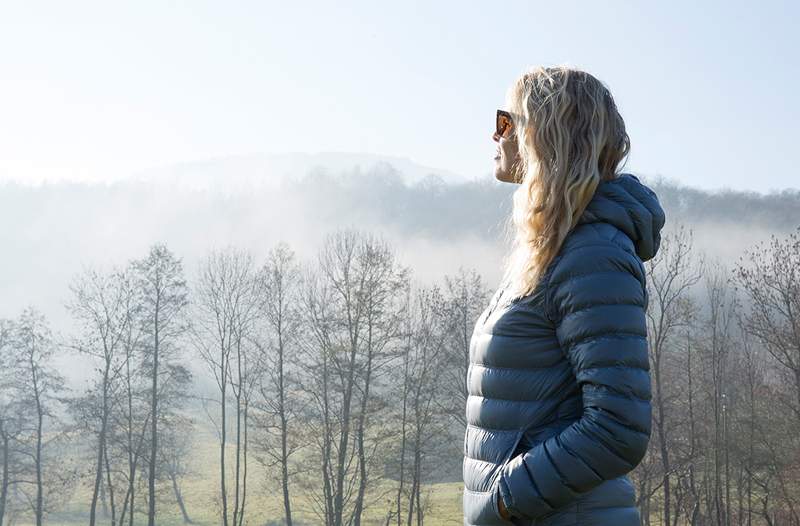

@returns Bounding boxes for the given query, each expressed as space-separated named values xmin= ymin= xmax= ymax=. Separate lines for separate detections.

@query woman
xmin=462 ymin=65 xmax=666 ymax=526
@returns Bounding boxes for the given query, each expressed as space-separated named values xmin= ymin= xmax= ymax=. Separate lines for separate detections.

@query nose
xmin=492 ymin=131 xmax=500 ymax=143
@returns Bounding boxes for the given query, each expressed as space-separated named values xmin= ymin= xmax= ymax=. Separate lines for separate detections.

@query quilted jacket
xmin=462 ymin=173 xmax=666 ymax=526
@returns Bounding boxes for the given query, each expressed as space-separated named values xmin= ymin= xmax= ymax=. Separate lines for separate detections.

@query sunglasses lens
xmin=497 ymin=113 xmax=513 ymax=138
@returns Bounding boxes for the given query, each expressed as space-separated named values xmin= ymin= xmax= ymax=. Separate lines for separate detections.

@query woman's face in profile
xmin=492 ymin=114 xmax=522 ymax=183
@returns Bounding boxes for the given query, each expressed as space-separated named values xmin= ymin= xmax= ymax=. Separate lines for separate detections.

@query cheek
xmin=500 ymin=141 xmax=517 ymax=162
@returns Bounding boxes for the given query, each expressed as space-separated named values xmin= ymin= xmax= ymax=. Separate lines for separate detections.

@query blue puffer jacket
xmin=462 ymin=173 xmax=666 ymax=526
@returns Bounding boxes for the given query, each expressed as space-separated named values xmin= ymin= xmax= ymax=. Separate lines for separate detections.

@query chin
xmin=493 ymin=161 xmax=504 ymax=181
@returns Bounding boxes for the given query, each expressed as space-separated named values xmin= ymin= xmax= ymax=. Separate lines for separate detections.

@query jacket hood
xmin=576 ymin=173 xmax=666 ymax=261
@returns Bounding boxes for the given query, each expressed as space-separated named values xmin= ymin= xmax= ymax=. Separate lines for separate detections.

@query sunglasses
xmin=496 ymin=109 xmax=515 ymax=139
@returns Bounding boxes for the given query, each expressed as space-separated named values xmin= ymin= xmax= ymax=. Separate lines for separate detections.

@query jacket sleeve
xmin=496 ymin=242 xmax=652 ymax=521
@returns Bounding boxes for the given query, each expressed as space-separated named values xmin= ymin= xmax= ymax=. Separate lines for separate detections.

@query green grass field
xmin=13 ymin=423 xmax=466 ymax=526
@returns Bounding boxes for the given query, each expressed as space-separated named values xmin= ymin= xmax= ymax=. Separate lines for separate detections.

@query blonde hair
xmin=497 ymin=65 xmax=631 ymax=303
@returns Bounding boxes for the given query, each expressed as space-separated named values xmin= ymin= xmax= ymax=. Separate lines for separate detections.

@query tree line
xmin=0 ymin=224 xmax=798 ymax=525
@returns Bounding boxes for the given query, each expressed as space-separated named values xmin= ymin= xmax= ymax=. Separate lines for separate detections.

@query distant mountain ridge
xmin=129 ymin=151 xmax=469 ymax=195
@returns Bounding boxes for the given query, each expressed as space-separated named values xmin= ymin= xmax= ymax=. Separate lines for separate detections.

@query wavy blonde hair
xmin=497 ymin=65 xmax=631 ymax=303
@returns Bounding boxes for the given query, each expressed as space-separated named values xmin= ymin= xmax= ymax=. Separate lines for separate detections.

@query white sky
xmin=0 ymin=0 xmax=796 ymax=192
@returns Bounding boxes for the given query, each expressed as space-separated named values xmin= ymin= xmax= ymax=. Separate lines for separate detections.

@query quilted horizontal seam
xmin=589 ymin=405 xmax=652 ymax=437
xmin=577 ymin=504 xmax=639 ymax=510
xmin=549 ymin=238 xmax=637 ymax=266
xmin=462 ymin=487 xmax=496 ymax=495
xmin=582 ymin=375 xmax=651 ymax=402
xmin=545 ymin=243 xmax=643 ymax=323
xmin=465 ymin=423 xmax=521 ymax=433
xmin=589 ymin=408 xmax=651 ymax=440
xmin=560 ymin=300 xmax=644 ymax=318
xmin=587 ymin=223 xmax=610 ymax=240
xmin=470 ymin=360 xmax=565 ymax=371
xmin=567 ymin=332 xmax=645 ymax=344
xmin=466 ymin=392 xmax=567 ymax=404
xmin=549 ymin=268 xmax=640 ymax=292
xmin=552 ymin=432 xmax=605 ymax=482
xmin=585 ymin=224 xmax=636 ymax=256
xmin=463 ymin=455 xmax=515 ymax=468
xmin=580 ymin=364 xmax=648 ymax=373
xmin=559 ymin=330 xmax=646 ymax=349
xmin=572 ymin=422 xmax=636 ymax=470
xmin=543 ymin=440 xmax=581 ymax=496
xmin=520 ymin=449 xmax=556 ymax=512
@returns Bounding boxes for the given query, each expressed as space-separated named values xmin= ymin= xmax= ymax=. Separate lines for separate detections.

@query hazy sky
xmin=0 ymin=0 xmax=796 ymax=193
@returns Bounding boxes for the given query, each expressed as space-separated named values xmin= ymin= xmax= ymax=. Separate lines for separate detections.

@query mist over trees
xmin=1 ymin=164 xmax=799 ymax=525
xmin=2 ymin=163 xmax=797 ymax=339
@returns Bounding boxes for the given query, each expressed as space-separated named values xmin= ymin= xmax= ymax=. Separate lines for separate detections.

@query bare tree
xmin=130 ymin=243 xmax=191 ymax=526
xmin=730 ymin=322 xmax=771 ymax=526
xmin=733 ymin=227 xmax=800 ymax=424
xmin=296 ymin=229 xmax=409 ymax=526
xmin=641 ymin=224 xmax=703 ymax=526
xmin=392 ymin=283 xmax=452 ymax=526
xmin=0 ymin=318 xmax=23 ymax=526
xmin=733 ymin=226 xmax=800 ymax=523
xmin=114 ymin=263 xmax=150 ymax=526
xmin=698 ymin=260 xmax=739 ymax=526
xmin=350 ymin=235 xmax=409 ymax=526
xmin=190 ymin=246 xmax=262 ymax=526
xmin=65 ymin=265 xmax=133 ymax=526
xmin=250 ymin=242 xmax=305 ymax=526
xmin=9 ymin=307 xmax=69 ymax=526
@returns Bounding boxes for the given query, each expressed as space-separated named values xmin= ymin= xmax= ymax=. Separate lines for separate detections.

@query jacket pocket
xmin=463 ymin=430 xmax=523 ymax=525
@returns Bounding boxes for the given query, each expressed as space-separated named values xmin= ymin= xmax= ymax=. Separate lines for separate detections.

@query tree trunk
xmin=90 ymin=365 xmax=111 ymax=526
xmin=170 ymin=471 xmax=193 ymax=524
xmin=148 ymin=304 xmax=159 ymax=526
xmin=0 ymin=431 xmax=9 ymax=526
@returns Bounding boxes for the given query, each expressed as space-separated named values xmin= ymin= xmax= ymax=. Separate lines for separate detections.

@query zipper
xmin=482 ymin=280 xmax=511 ymax=325
xmin=490 ymin=430 xmax=525 ymax=487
